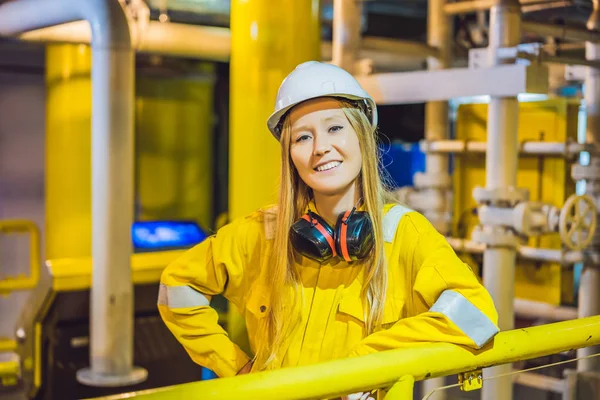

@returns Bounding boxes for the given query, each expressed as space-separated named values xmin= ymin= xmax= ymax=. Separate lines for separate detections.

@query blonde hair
xmin=255 ymin=98 xmax=393 ymax=369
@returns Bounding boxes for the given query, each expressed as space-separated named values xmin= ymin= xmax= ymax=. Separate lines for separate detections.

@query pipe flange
xmin=413 ymin=172 xmax=451 ymax=189
xmin=472 ymin=225 xmax=522 ymax=248
xmin=473 ymin=186 xmax=529 ymax=206
xmin=572 ymin=163 xmax=600 ymax=181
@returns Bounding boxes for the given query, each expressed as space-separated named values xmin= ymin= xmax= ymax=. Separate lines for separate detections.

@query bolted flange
xmin=572 ymin=163 xmax=600 ymax=182
xmin=473 ymin=186 xmax=529 ymax=206
xmin=472 ymin=225 xmax=523 ymax=248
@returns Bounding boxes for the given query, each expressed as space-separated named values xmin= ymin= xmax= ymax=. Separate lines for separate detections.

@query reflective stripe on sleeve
xmin=383 ymin=204 xmax=413 ymax=243
xmin=429 ymin=290 xmax=499 ymax=348
xmin=158 ymin=283 xmax=210 ymax=309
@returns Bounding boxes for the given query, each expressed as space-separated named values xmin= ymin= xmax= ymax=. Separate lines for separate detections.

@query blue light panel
xmin=132 ymin=221 xmax=208 ymax=250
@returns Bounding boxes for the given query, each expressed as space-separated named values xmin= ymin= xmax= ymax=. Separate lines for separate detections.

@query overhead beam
xmin=356 ymin=64 xmax=548 ymax=104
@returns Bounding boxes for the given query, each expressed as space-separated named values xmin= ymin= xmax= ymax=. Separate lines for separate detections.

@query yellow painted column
xmin=228 ymin=0 xmax=321 ymax=355
xmin=229 ymin=0 xmax=321 ymax=220
xmin=45 ymin=44 xmax=93 ymax=259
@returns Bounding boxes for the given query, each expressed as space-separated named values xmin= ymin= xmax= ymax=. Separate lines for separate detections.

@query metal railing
xmin=92 ymin=315 xmax=600 ymax=400
xmin=0 ymin=219 xmax=40 ymax=294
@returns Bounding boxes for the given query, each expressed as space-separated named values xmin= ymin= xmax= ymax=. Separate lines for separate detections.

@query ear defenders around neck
xmin=289 ymin=208 xmax=374 ymax=263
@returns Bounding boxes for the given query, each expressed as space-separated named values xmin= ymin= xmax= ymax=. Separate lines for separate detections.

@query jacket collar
xmin=304 ymin=199 xmax=366 ymax=216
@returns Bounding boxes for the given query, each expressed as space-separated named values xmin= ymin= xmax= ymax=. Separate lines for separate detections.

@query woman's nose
xmin=313 ymin=134 xmax=332 ymax=156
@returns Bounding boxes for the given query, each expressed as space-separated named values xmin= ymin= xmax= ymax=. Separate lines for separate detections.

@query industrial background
xmin=0 ymin=0 xmax=600 ymax=399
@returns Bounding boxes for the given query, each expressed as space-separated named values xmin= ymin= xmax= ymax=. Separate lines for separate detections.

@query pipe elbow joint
xmin=78 ymin=0 xmax=131 ymax=50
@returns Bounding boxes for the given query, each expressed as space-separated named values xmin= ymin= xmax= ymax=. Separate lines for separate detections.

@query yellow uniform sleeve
xmin=349 ymin=212 xmax=499 ymax=357
xmin=157 ymin=217 xmax=254 ymax=377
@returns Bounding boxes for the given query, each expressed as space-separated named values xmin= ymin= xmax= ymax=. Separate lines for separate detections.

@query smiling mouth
xmin=314 ymin=161 xmax=342 ymax=172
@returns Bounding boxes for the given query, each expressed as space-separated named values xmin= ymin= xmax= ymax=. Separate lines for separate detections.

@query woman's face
xmin=288 ymin=97 xmax=362 ymax=197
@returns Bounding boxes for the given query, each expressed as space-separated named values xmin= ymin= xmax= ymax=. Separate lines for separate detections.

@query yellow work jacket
xmin=158 ymin=204 xmax=499 ymax=378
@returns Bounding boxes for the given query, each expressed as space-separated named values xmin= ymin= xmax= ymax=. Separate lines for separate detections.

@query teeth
xmin=316 ymin=161 xmax=341 ymax=172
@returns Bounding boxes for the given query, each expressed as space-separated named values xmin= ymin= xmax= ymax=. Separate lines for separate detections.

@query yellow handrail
xmin=0 ymin=219 xmax=41 ymax=294
xmin=0 ymin=338 xmax=16 ymax=353
xmin=93 ymin=315 xmax=600 ymax=400
xmin=384 ymin=375 xmax=415 ymax=400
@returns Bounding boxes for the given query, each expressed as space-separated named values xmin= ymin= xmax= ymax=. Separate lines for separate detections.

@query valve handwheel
xmin=559 ymin=194 xmax=597 ymax=251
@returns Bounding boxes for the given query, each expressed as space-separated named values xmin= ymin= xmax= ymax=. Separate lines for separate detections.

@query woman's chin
xmin=309 ymin=183 xmax=354 ymax=198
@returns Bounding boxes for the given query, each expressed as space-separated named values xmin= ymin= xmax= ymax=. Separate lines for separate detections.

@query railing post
xmin=384 ymin=375 xmax=415 ymax=400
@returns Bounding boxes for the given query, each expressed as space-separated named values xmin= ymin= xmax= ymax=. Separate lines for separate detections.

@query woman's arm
xmin=348 ymin=212 xmax=499 ymax=357
xmin=158 ymin=217 xmax=256 ymax=377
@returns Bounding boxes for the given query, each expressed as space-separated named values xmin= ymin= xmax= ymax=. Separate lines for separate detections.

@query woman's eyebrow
xmin=292 ymin=114 xmax=344 ymax=134
xmin=323 ymin=115 xmax=344 ymax=123
xmin=291 ymin=124 xmax=311 ymax=134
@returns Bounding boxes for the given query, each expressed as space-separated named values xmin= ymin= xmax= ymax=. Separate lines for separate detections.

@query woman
xmin=158 ymin=61 xmax=499 ymax=382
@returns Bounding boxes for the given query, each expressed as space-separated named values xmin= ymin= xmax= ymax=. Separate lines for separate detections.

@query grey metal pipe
xmin=18 ymin=20 xmax=231 ymax=61
xmin=424 ymin=139 xmax=589 ymax=157
xmin=0 ymin=0 xmax=80 ymax=33
xmin=577 ymin=267 xmax=600 ymax=371
xmin=421 ymin=0 xmax=452 ymax=395
xmin=18 ymin=21 xmax=435 ymax=71
xmin=444 ymin=0 xmax=498 ymax=15
xmin=332 ymin=0 xmax=362 ymax=73
xmin=514 ymin=298 xmax=578 ymax=322
xmin=522 ymin=21 xmax=600 ymax=42
xmin=482 ymin=2 xmax=521 ymax=400
xmin=588 ymin=0 xmax=600 ymax=31
xmin=446 ymin=237 xmax=584 ymax=264
xmin=425 ymin=0 xmax=451 ymax=174
xmin=516 ymin=50 xmax=600 ymax=69
xmin=578 ymin=38 xmax=600 ymax=373
xmin=362 ymin=37 xmax=439 ymax=59
xmin=444 ymin=0 xmax=546 ymax=15
xmin=0 ymin=0 xmax=145 ymax=387
xmin=421 ymin=0 xmax=452 ymax=235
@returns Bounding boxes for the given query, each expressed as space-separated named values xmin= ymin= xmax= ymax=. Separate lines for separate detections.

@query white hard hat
xmin=267 ymin=61 xmax=378 ymax=140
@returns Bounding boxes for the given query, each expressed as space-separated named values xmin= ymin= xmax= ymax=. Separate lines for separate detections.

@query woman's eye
xmin=295 ymin=134 xmax=311 ymax=143
xmin=329 ymin=125 xmax=343 ymax=133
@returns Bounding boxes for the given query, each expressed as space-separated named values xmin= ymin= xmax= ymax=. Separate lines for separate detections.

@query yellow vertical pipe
xmin=228 ymin=0 xmax=321 ymax=354
xmin=229 ymin=0 xmax=321 ymax=220
xmin=45 ymin=44 xmax=93 ymax=259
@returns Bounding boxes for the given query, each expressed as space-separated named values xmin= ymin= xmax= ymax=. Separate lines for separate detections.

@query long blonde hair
xmin=255 ymin=98 xmax=393 ymax=369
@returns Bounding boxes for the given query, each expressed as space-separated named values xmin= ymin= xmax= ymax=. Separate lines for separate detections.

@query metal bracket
xmin=458 ymin=369 xmax=483 ymax=392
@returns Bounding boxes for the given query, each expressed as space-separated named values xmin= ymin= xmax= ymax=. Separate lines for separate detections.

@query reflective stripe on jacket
xmin=158 ymin=204 xmax=499 ymax=377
